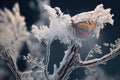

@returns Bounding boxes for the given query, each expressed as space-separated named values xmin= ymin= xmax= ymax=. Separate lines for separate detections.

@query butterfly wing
xmin=73 ymin=22 xmax=89 ymax=38
xmin=87 ymin=21 xmax=96 ymax=30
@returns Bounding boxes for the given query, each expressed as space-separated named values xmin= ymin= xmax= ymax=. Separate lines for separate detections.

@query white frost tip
xmin=32 ymin=4 xmax=114 ymax=46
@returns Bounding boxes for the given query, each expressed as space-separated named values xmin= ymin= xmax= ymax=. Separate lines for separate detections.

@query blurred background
xmin=0 ymin=0 xmax=120 ymax=80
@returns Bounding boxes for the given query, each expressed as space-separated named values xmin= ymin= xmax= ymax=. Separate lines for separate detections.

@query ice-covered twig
xmin=84 ymin=44 xmax=102 ymax=61
xmin=50 ymin=39 xmax=120 ymax=80
xmin=78 ymin=47 xmax=120 ymax=67
xmin=44 ymin=41 xmax=51 ymax=80
xmin=23 ymin=54 xmax=45 ymax=70
xmin=22 ymin=54 xmax=48 ymax=80
xmin=31 ymin=4 xmax=115 ymax=80
xmin=78 ymin=39 xmax=120 ymax=67
xmin=0 ymin=45 xmax=21 ymax=80
xmin=50 ymin=44 xmax=80 ymax=80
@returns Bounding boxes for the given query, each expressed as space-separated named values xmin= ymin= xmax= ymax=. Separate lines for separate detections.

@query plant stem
xmin=44 ymin=41 xmax=51 ymax=79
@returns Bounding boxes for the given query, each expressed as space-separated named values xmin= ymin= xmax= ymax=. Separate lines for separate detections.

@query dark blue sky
xmin=0 ymin=0 xmax=120 ymax=80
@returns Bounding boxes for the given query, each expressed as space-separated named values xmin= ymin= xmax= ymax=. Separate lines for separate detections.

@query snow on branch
xmin=21 ymin=54 xmax=47 ymax=80
xmin=79 ymin=38 xmax=120 ymax=67
xmin=23 ymin=54 xmax=45 ymax=70
xmin=0 ymin=2 xmax=119 ymax=80
xmin=32 ymin=4 xmax=114 ymax=47
xmin=0 ymin=45 xmax=21 ymax=80
xmin=30 ymin=4 xmax=117 ymax=80
xmin=50 ymin=38 xmax=120 ymax=80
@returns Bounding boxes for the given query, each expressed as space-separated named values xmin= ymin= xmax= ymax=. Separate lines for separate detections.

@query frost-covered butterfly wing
xmin=71 ymin=4 xmax=114 ymax=39
xmin=72 ymin=21 xmax=96 ymax=38
xmin=73 ymin=21 xmax=89 ymax=38
xmin=0 ymin=45 xmax=21 ymax=80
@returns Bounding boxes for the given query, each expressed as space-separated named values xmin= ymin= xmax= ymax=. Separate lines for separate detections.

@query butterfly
xmin=72 ymin=20 xmax=96 ymax=38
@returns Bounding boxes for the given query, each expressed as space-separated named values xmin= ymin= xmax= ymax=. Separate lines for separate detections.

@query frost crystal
xmin=32 ymin=4 xmax=114 ymax=47
xmin=0 ymin=3 xmax=29 ymax=65
xmin=103 ymin=42 xmax=109 ymax=47
xmin=72 ymin=4 xmax=114 ymax=39
xmin=0 ymin=2 xmax=119 ymax=80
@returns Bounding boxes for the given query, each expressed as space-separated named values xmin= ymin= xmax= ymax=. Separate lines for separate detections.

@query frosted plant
xmin=84 ymin=67 xmax=120 ymax=80
xmin=32 ymin=4 xmax=114 ymax=46
xmin=0 ymin=3 xmax=30 ymax=69
xmin=84 ymin=44 xmax=102 ymax=61
xmin=21 ymin=54 xmax=46 ymax=80
xmin=0 ymin=1 xmax=45 ymax=62
xmin=0 ymin=2 xmax=120 ymax=80
xmin=0 ymin=3 xmax=29 ymax=47
xmin=0 ymin=45 xmax=21 ymax=80
xmin=30 ymin=4 xmax=120 ymax=80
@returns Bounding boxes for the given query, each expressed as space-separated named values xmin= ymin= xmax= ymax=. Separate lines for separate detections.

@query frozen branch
xmin=23 ymin=54 xmax=45 ymax=70
xmin=79 ymin=47 xmax=120 ymax=67
xmin=84 ymin=44 xmax=102 ymax=61
xmin=0 ymin=45 xmax=21 ymax=80
xmin=44 ymin=41 xmax=51 ymax=80
xmin=1 ymin=2 xmax=119 ymax=80
xmin=31 ymin=4 xmax=116 ymax=80
xmin=50 ymin=40 xmax=120 ymax=80
xmin=78 ymin=40 xmax=120 ymax=67
xmin=21 ymin=54 xmax=47 ymax=80
xmin=50 ymin=44 xmax=81 ymax=80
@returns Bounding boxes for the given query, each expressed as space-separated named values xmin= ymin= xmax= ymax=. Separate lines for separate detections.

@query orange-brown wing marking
xmin=74 ymin=22 xmax=89 ymax=38
xmin=87 ymin=21 xmax=96 ymax=30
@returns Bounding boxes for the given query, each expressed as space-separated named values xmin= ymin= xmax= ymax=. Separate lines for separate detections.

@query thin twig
xmin=78 ymin=47 xmax=120 ymax=67
xmin=44 ymin=41 xmax=51 ymax=80
xmin=84 ymin=49 xmax=94 ymax=61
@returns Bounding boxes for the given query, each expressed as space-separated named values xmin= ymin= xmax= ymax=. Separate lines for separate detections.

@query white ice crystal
xmin=32 ymin=4 xmax=114 ymax=47
xmin=72 ymin=4 xmax=114 ymax=38
xmin=103 ymin=42 xmax=109 ymax=47
xmin=22 ymin=54 xmax=46 ymax=80
xmin=23 ymin=54 xmax=45 ymax=70
xmin=32 ymin=5 xmax=73 ymax=45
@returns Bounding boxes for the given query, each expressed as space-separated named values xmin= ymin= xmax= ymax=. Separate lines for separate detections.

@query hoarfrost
xmin=0 ymin=2 xmax=119 ymax=80
xmin=72 ymin=4 xmax=114 ymax=39
xmin=0 ymin=3 xmax=29 ymax=65
xmin=32 ymin=4 xmax=114 ymax=47
xmin=103 ymin=42 xmax=109 ymax=47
